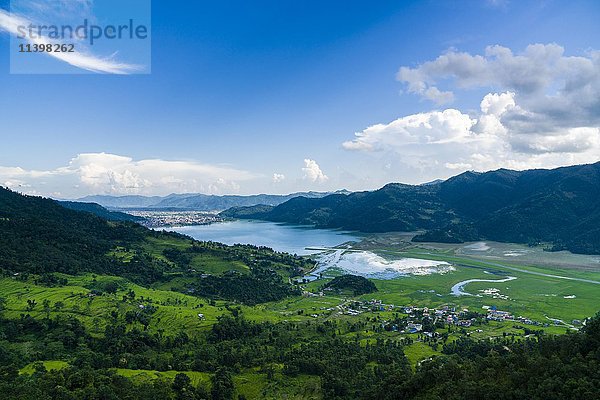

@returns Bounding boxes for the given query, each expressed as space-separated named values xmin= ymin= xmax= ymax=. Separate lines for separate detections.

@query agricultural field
xmin=18 ymin=362 xmax=322 ymax=400
xmin=312 ymin=235 xmax=600 ymax=326
xmin=2 ymin=214 xmax=599 ymax=399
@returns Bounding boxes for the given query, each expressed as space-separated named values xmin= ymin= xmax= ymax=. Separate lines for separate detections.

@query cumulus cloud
xmin=302 ymin=159 xmax=328 ymax=183
xmin=0 ymin=153 xmax=257 ymax=198
xmin=343 ymin=109 xmax=478 ymax=151
xmin=397 ymin=44 xmax=600 ymax=127
xmin=344 ymin=91 xmax=600 ymax=178
xmin=344 ymin=44 xmax=600 ymax=181
xmin=445 ymin=162 xmax=473 ymax=170
xmin=272 ymin=173 xmax=286 ymax=183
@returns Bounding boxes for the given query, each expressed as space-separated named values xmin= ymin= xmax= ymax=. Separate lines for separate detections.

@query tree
xmin=93 ymin=317 xmax=102 ymax=333
xmin=172 ymin=373 xmax=193 ymax=399
xmin=211 ymin=368 xmax=234 ymax=400
xmin=104 ymin=281 xmax=119 ymax=294
xmin=26 ymin=299 xmax=37 ymax=311
xmin=42 ymin=299 xmax=51 ymax=318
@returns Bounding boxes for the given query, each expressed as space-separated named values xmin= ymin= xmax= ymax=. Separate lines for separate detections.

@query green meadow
xmin=363 ymin=248 xmax=600 ymax=323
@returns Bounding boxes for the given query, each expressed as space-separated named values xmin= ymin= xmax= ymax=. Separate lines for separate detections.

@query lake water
xmin=169 ymin=220 xmax=453 ymax=279
xmin=169 ymin=220 xmax=359 ymax=255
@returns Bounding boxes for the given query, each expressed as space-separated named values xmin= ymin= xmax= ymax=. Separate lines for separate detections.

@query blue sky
xmin=0 ymin=0 xmax=599 ymax=197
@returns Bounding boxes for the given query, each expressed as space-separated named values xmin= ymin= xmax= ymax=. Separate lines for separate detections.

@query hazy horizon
xmin=27 ymin=160 xmax=590 ymax=200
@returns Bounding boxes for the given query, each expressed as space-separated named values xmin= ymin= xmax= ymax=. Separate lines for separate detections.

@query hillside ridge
xmin=222 ymin=162 xmax=600 ymax=254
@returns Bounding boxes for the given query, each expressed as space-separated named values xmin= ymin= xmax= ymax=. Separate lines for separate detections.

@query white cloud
xmin=14 ymin=0 xmax=95 ymax=23
xmin=445 ymin=162 xmax=473 ymax=170
xmin=479 ymin=91 xmax=516 ymax=115
xmin=0 ymin=153 xmax=258 ymax=198
xmin=0 ymin=7 xmax=141 ymax=74
xmin=343 ymin=94 xmax=600 ymax=179
xmin=302 ymin=159 xmax=328 ymax=183
xmin=422 ymin=86 xmax=455 ymax=105
xmin=343 ymin=109 xmax=478 ymax=151
xmin=343 ymin=44 xmax=600 ymax=181
xmin=272 ymin=173 xmax=286 ymax=183
xmin=397 ymin=44 xmax=600 ymax=129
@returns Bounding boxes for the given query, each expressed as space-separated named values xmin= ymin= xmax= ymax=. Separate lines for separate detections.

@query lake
xmin=169 ymin=220 xmax=453 ymax=279
xmin=169 ymin=220 xmax=359 ymax=255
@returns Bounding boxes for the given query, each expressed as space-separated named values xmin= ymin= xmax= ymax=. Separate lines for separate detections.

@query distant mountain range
xmin=222 ymin=162 xmax=600 ymax=255
xmin=75 ymin=190 xmax=351 ymax=211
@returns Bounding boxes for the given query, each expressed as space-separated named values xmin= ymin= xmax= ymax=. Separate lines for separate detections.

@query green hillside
xmin=58 ymin=201 xmax=145 ymax=223
xmin=2 ymin=187 xmax=600 ymax=399
xmin=222 ymin=162 xmax=600 ymax=254
xmin=0 ymin=187 xmax=309 ymax=296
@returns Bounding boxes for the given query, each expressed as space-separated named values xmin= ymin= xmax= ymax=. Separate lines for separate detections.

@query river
xmin=451 ymin=276 xmax=517 ymax=296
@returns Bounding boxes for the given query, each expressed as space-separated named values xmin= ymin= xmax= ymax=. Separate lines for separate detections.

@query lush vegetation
xmin=191 ymin=270 xmax=300 ymax=305
xmin=3 ymin=186 xmax=600 ymax=398
xmin=0 ymin=188 xmax=146 ymax=276
xmin=223 ymin=162 xmax=600 ymax=254
xmin=2 ymin=301 xmax=600 ymax=399
xmin=324 ymin=275 xmax=378 ymax=296
xmin=0 ymin=187 xmax=310 ymax=296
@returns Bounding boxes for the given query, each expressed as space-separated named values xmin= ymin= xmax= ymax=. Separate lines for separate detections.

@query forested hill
xmin=58 ymin=201 xmax=144 ymax=223
xmin=222 ymin=162 xmax=600 ymax=254
xmin=0 ymin=187 xmax=307 ymax=302
xmin=0 ymin=187 xmax=147 ymax=276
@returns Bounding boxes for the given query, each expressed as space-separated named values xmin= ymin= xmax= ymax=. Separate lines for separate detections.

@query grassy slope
xmin=6 ymin=233 xmax=599 ymax=399
xmin=6 ymin=263 xmax=581 ymax=400
xmin=19 ymin=363 xmax=322 ymax=400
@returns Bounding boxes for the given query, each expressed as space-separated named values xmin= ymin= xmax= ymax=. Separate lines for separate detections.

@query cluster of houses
xmin=131 ymin=210 xmax=223 ymax=228
xmin=482 ymin=305 xmax=547 ymax=326
xmin=403 ymin=305 xmax=477 ymax=330
xmin=479 ymin=288 xmax=509 ymax=300
xmin=335 ymin=299 xmax=392 ymax=315
xmin=304 ymin=293 xmax=555 ymax=334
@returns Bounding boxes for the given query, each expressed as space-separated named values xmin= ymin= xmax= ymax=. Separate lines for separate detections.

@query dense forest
xmin=0 ymin=187 xmax=309 ymax=300
xmin=1 ymin=310 xmax=600 ymax=399
xmin=222 ymin=162 xmax=600 ymax=255
xmin=0 ymin=187 xmax=145 ymax=276
xmin=58 ymin=201 xmax=145 ymax=223
xmin=324 ymin=275 xmax=378 ymax=296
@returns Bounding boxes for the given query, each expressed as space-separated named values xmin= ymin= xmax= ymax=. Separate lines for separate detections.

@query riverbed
xmin=451 ymin=275 xmax=517 ymax=296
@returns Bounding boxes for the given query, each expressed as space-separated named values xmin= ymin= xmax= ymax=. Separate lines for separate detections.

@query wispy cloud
xmin=0 ymin=7 xmax=141 ymax=74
